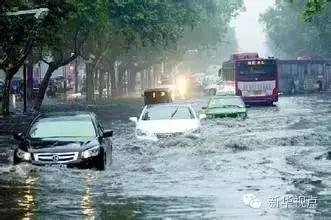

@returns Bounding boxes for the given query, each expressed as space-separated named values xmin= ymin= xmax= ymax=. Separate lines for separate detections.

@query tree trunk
xmin=117 ymin=71 xmax=124 ymax=96
xmin=86 ymin=63 xmax=94 ymax=102
xmin=148 ymin=66 xmax=153 ymax=88
xmin=110 ymin=63 xmax=116 ymax=97
xmin=128 ymin=70 xmax=136 ymax=95
xmin=27 ymin=64 xmax=34 ymax=102
xmin=117 ymin=64 xmax=126 ymax=96
xmin=34 ymin=64 xmax=57 ymax=111
xmin=98 ymin=70 xmax=105 ymax=100
xmin=94 ymin=68 xmax=98 ymax=97
xmin=106 ymin=71 xmax=110 ymax=98
xmin=141 ymin=70 xmax=145 ymax=91
xmin=1 ymin=74 xmax=13 ymax=115
xmin=74 ymin=58 xmax=79 ymax=93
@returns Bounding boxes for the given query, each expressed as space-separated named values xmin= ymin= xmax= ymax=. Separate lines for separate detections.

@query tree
xmin=176 ymin=0 xmax=243 ymax=72
xmin=0 ymin=1 xmax=44 ymax=114
xmin=260 ymin=0 xmax=331 ymax=58
xmin=33 ymin=0 xmax=109 ymax=110
xmin=290 ymin=0 xmax=331 ymax=21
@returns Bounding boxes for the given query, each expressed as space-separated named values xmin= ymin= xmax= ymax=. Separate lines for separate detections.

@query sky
xmin=233 ymin=0 xmax=275 ymax=57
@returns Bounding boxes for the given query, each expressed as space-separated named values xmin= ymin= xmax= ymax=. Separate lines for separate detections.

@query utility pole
xmin=23 ymin=63 xmax=27 ymax=112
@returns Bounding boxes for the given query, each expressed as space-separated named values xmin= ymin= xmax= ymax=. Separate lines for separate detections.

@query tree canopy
xmin=261 ymin=0 xmax=331 ymax=58
xmin=0 ymin=0 xmax=243 ymax=113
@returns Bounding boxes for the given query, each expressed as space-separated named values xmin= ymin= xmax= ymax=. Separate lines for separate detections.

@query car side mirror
xmin=13 ymin=132 xmax=24 ymax=141
xmin=103 ymin=129 xmax=113 ymax=138
xmin=129 ymin=117 xmax=138 ymax=123
xmin=202 ymin=106 xmax=207 ymax=110
xmin=199 ymin=114 xmax=207 ymax=120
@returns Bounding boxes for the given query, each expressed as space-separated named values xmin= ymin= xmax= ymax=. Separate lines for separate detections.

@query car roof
xmin=146 ymin=103 xmax=192 ymax=108
xmin=213 ymin=95 xmax=241 ymax=98
xmin=144 ymin=88 xmax=171 ymax=92
xmin=38 ymin=111 xmax=95 ymax=119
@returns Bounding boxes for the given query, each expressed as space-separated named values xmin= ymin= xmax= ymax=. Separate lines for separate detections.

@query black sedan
xmin=13 ymin=112 xmax=113 ymax=170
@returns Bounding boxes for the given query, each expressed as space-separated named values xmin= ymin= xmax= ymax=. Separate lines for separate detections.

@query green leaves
xmin=290 ymin=0 xmax=330 ymax=21
xmin=302 ymin=0 xmax=330 ymax=21
xmin=261 ymin=0 xmax=331 ymax=58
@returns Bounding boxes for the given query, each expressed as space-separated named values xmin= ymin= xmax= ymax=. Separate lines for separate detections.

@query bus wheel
xmin=209 ymin=89 xmax=216 ymax=96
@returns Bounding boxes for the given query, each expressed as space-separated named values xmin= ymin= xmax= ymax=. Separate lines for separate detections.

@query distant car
xmin=13 ymin=112 xmax=113 ymax=170
xmin=204 ymin=79 xmax=225 ymax=96
xmin=143 ymin=88 xmax=173 ymax=105
xmin=129 ymin=104 xmax=206 ymax=141
xmin=203 ymin=95 xmax=247 ymax=119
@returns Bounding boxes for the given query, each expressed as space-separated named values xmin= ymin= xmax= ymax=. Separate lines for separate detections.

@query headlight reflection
xmin=81 ymin=173 xmax=97 ymax=219
xmin=18 ymin=175 xmax=37 ymax=220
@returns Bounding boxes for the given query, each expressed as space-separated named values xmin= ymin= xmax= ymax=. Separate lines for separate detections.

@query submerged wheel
xmin=95 ymin=150 xmax=106 ymax=171
xmin=13 ymin=149 xmax=21 ymax=165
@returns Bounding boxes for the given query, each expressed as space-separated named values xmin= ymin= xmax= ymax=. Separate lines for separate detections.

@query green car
xmin=203 ymin=95 xmax=247 ymax=119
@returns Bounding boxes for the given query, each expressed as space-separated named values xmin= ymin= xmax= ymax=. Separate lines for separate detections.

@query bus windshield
xmin=239 ymin=64 xmax=275 ymax=76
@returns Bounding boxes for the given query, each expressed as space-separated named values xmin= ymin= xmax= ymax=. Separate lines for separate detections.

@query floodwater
xmin=0 ymin=93 xmax=330 ymax=219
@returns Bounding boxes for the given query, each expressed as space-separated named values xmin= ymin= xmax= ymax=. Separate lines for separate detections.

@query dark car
xmin=143 ymin=88 xmax=173 ymax=105
xmin=13 ymin=112 xmax=113 ymax=170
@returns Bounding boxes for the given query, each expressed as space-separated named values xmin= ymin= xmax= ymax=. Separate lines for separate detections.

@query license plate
xmin=46 ymin=164 xmax=66 ymax=168
xmin=253 ymin=90 xmax=261 ymax=95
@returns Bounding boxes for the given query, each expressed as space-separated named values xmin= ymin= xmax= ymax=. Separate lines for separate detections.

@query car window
xmin=97 ymin=121 xmax=104 ymax=136
xmin=29 ymin=116 xmax=96 ymax=138
xmin=208 ymin=97 xmax=245 ymax=108
xmin=142 ymin=106 xmax=195 ymax=120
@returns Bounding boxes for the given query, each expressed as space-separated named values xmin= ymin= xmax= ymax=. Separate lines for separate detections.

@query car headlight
xmin=81 ymin=146 xmax=100 ymax=159
xmin=136 ymin=129 xmax=148 ymax=136
xmin=16 ymin=148 xmax=31 ymax=161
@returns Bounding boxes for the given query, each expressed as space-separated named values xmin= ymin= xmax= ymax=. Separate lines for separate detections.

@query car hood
xmin=137 ymin=119 xmax=200 ymax=134
xmin=205 ymin=107 xmax=246 ymax=115
xmin=28 ymin=137 xmax=98 ymax=153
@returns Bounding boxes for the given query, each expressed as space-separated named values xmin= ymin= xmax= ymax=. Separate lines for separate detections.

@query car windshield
xmin=29 ymin=115 xmax=96 ymax=138
xmin=208 ymin=97 xmax=245 ymax=108
xmin=142 ymin=106 xmax=195 ymax=120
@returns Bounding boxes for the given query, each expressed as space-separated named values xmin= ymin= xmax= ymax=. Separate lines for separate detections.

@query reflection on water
xmin=81 ymin=173 xmax=97 ymax=219
xmin=18 ymin=174 xmax=37 ymax=220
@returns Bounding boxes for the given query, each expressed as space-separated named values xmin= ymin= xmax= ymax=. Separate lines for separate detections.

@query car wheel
xmin=209 ymin=89 xmax=216 ymax=96
xmin=95 ymin=150 xmax=106 ymax=171
xmin=13 ymin=149 xmax=21 ymax=165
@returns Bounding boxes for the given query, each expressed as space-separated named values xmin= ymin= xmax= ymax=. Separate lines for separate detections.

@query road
xmin=0 ymin=93 xmax=330 ymax=219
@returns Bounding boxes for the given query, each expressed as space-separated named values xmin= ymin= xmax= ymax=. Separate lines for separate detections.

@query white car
xmin=204 ymin=79 xmax=225 ymax=95
xmin=129 ymin=104 xmax=206 ymax=141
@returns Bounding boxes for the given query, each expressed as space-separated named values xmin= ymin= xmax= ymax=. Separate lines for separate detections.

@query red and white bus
xmin=220 ymin=53 xmax=279 ymax=104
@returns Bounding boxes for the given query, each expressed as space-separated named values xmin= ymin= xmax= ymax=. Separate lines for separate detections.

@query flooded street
xmin=0 ymin=94 xmax=330 ymax=219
